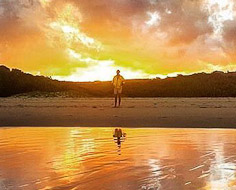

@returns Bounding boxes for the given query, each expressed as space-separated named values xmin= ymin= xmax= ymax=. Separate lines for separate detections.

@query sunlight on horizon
xmin=52 ymin=62 xmax=161 ymax=82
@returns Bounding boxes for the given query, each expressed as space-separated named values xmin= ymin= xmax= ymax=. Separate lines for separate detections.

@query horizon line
xmin=1 ymin=64 xmax=235 ymax=83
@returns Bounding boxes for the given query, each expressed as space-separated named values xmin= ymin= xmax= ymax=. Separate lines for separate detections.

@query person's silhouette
xmin=113 ymin=128 xmax=126 ymax=155
xmin=112 ymin=70 xmax=125 ymax=107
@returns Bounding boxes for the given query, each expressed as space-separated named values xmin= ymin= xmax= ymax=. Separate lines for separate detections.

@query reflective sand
xmin=0 ymin=127 xmax=236 ymax=190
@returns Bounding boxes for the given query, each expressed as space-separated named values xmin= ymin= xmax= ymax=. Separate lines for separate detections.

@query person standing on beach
xmin=112 ymin=70 xmax=125 ymax=107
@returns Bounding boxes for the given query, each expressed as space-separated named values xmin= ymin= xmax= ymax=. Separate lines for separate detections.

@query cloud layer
xmin=0 ymin=0 xmax=236 ymax=81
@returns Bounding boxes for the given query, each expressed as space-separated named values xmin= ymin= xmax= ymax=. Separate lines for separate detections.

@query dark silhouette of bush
xmin=0 ymin=65 xmax=236 ymax=97
xmin=0 ymin=65 xmax=68 ymax=97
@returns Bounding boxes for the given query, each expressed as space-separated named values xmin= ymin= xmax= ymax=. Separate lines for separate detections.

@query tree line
xmin=1 ymin=65 xmax=236 ymax=97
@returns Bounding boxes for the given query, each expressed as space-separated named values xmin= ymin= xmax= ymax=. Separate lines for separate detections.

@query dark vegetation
xmin=0 ymin=65 xmax=236 ymax=97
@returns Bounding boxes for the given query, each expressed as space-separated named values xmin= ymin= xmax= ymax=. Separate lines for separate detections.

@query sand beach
xmin=0 ymin=97 xmax=235 ymax=128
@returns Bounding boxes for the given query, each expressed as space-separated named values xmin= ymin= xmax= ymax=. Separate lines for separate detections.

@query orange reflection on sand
xmin=0 ymin=128 xmax=235 ymax=190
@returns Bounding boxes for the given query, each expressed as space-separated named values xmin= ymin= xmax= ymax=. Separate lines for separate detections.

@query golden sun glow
xmin=47 ymin=4 xmax=101 ymax=50
xmin=45 ymin=3 xmax=155 ymax=81
xmin=0 ymin=0 xmax=236 ymax=81
xmin=39 ymin=0 xmax=51 ymax=8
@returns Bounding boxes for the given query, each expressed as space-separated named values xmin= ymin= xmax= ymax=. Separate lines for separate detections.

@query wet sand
xmin=0 ymin=127 xmax=236 ymax=190
xmin=0 ymin=97 xmax=235 ymax=128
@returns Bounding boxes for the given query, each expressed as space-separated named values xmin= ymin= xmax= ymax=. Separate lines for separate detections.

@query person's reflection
xmin=113 ymin=128 xmax=126 ymax=155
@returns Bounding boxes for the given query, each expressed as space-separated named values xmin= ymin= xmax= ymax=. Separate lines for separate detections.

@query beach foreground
xmin=0 ymin=97 xmax=235 ymax=128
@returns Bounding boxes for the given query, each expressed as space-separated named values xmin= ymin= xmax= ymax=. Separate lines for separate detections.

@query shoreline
xmin=0 ymin=97 xmax=236 ymax=128
xmin=1 ymin=126 xmax=236 ymax=130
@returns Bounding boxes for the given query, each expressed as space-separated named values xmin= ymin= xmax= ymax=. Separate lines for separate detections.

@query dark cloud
xmin=223 ymin=19 xmax=236 ymax=61
xmin=58 ymin=0 xmax=213 ymax=48
xmin=0 ymin=0 xmax=42 ymax=44
xmin=0 ymin=0 xmax=212 ymax=46
xmin=223 ymin=20 xmax=236 ymax=47
xmin=153 ymin=0 xmax=212 ymax=45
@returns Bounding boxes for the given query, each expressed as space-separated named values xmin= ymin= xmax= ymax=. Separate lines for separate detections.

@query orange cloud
xmin=0 ymin=0 xmax=236 ymax=81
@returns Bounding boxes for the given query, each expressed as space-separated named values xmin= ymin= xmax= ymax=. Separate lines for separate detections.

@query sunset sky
xmin=0 ymin=0 xmax=236 ymax=81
